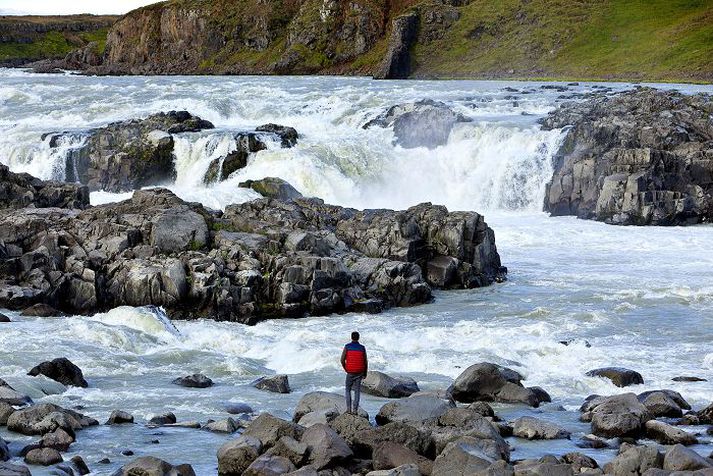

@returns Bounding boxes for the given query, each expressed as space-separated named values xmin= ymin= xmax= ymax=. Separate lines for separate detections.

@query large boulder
xmin=451 ymin=363 xmax=541 ymax=406
xmin=300 ymin=423 xmax=353 ymax=470
xmin=47 ymin=111 xmax=214 ymax=192
xmin=645 ymin=420 xmax=697 ymax=445
xmin=353 ymin=422 xmax=435 ymax=458
xmin=293 ymin=392 xmax=367 ymax=423
xmin=217 ymin=435 xmax=262 ymax=476
xmin=6 ymin=403 xmax=97 ymax=436
xmin=373 ymin=442 xmax=433 ymax=475
xmin=243 ymin=454 xmax=296 ymax=476
xmin=586 ymin=368 xmax=644 ymax=387
xmin=328 ymin=413 xmax=373 ymax=446
xmin=512 ymin=416 xmax=570 ymax=440
xmin=638 ymin=390 xmax=688 ymax=417
xmin=364 ymin=99 xmax=471 ymax=149
xmin=28 ymin=357 xmax=88 ymax=387
xmin=542 ymin=88 xmax=713 ymax=226
xmin=40 ymin=427 xmax=75 ymax=451
xmin=427 ymin=409 xmax=510 ymax=459
xmin=363 ymin=371 xmax=419 ymax=398
xmin=263 ymin=436 xmax=308 ymax=467
xmin=582 ymin=393 xmax=652 ymax=438
xmin=376 ymin=394 xmax=454 ymax=425
xmin=431 ymin=437 xmax=499 ymax=476
xmin=0 ymin=379 xmax=32 ymax=406
xmin=106 ymin=410 xmax=134 ymax=425
xmin=243 ymin=413 xmax=304 ymax=450
xmin=113 ymin=456 xmax=196 ymax=476
xmin=24 ymin=447 xmax=63 ymax=466
xmin=662 ymin=445 xmax=713 ymax=471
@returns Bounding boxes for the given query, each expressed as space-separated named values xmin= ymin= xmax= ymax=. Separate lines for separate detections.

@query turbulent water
xmin=1 ymin=69 xmax=712 ymax=474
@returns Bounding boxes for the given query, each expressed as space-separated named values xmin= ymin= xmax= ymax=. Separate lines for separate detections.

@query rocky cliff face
xmin=542 ymin=88 xmax=713 ymax=225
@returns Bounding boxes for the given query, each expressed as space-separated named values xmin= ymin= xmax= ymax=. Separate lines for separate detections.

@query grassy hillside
xmin=411 ymin=0 xmax=713 ymax=82
xmin=0 ymin=15 xmax=118 ymax=65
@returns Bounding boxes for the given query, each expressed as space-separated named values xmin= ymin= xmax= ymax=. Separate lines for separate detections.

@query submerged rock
xmin=364 ymin=99 xmax=471 ymax=149
xmin=451 ymin=362 xmax=542 ymax=407
xmin=28 ymin=357 xmax=88 ymax=388
xmin=251 ymin=375 xmax=291 ymax=394
xmin=586 ymin=367 xmax=644 ymax=387
xmin=172 ymin=374 xmax=214 ymax=388
xmin=542 ymin=88 xmax=713 ymax=225
xmin=0 ymin=185 xmax=505 ymax=322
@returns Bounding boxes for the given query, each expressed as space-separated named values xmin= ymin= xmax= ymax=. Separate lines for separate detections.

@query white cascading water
xmin=1 ymin=70 xmax=713 ymax=473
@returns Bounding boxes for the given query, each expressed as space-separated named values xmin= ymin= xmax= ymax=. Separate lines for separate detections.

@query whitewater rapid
xmin=1 ymin=70 xmax=713 ymax=474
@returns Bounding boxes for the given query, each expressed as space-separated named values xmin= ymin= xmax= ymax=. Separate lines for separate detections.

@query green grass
xmin=411 ymin=0 xmax=713 ymax=82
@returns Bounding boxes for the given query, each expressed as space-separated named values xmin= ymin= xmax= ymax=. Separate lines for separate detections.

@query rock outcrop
xmin=374 ymin=12 xmax=419 ymax=80
xmin=0 ymin=179 xmax=505 ymax=321
xmin=0 ymin=164 xmax=89 ymax=210
xmin=46 ymin=111 xmax=214 ymax=192
xmin=28 ymin=357 xmax=88 ymax=387
xmin=451 ymin=362 xmax=543 ymax=407
xmin=364 ymin=99 xmax=471 ymax=149
xmin=542 ymin=88 xmax=713 ymax=225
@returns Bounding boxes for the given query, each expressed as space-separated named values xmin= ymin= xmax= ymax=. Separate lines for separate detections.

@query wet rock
xmin=149 ymin=412 xmax=177 ymax=426
xmin=98 ymin=458 xmax=111 ymax=464
xmin=225 ymin=403 xmax=254 ymax=415
xmin=106 ymin=410 xmax=134 ymax=425
xmin=20 ymin=304 xmax=65 ymax=317
xmin=7 ymin=403 xmax=97 ymax=436
xmin=428 ymin=409 xmax=510 ymax=459
xmin=217 ymin=435 xmax=262 ymax=476
xmin=264 ymin=436 xmax=308 ymax=467
xmin=638 ymin=390 xmax=689 ymax=417
xmin=376 ymin=394 xmax=454 ymax=425
xmin=0 ymin=164 xmax=89 ymax=211
xmin=528 ymin=387 xmax=552 ymax=404
xmin=40 ymin=428 xmax=75 ymax=451
xmin=25 ymin=447 xmax=63 ymax=466
xmin=300 ymin=423 xmax=352 ymax=470
xmin=373 ymin=442 xmax=433 ymax=475
xmin=512 ymin=416 xmax=570 ymax=440
xmin=586 ymin=368 xmax=644 ymax=387
xmin=672 ymin=376 xmax=707 ymax=382
xmin=48 ymin=111 xmax=213 ymax=193
xmin=0 ymin=462 xmax=32 ymax=476
xmin=243 ymin=454 xmax=296 ymax=476
xmin=205 ymin=418 xmax=239 ymax=434
xmin=172 ymin=374 xmax=213 ymax=389
xmin=663 ymin=445 xmax=713 ymax=471
xmin=239 ymin=178 xmax=303 ymax=201
xmin=0 ymin=379 xmax=33 ymax=406
xmin=575 ymin=434 xmax=610 ymax=449
xmin=366 ymin=465 xmax=420 ymax=476
xmin=0 ymin=437 xmax=8 ymax=462
xmin=353 ymin=422 xmax=435 ymax=459
xmin=255 ymin=124 xmax=299 ymax=148
xmin=468 ymin=402 xmax=496 ymax=419
xmin=0 ymin=313 xmax=11 ymax=322
xmin=243 ymin=413 xmax=304 ymax=450
xmin=363 ymin=371 xmax=419 ymax=398
xmin=121 ymin=450 xmax=134 ymax=456
xmin=373 ymin=12 xmax=419 ymax=80
xmin=645 ymin=420 xmax=697 ymax=445
xmin=203 ymin=131 xmax=267 ymax=184
xmin=583 ymin=393 xmax=652 ymax=438
xmin=603 ymin=445 xmax=663 ymax=475
xmin=328 ymin=413 xmax=372 ymax=446
xmin=70 ymin=455 xmax=90 ymax=475
xmin=698 ymin=402 xmax=713 ymax=424
xmin=112 ymin=455 xmax=195 ymax=476
xmin=561 ymin=453 xmax=598 ymax=473
xmin=364 ymin=99 xmax=471 ymax=149
xmin=251 ymin=375 xmax=291 ymax=394
xmin=28 ymin=358 xmax=88 ymax=388
xmin=451 ymin=363 xmax=541 ymax=407
xmin=542 ymin=88 xmax=713 ymax=226
xmin=432 ymin=437 xmax=498 ymax=476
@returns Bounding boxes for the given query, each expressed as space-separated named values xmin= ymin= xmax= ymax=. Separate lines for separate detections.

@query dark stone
xmin=28 ymin=357 xmax=88 ymax=388
xmin=586 ymin=367 xmax=644 ymax=387
xmin=238 ymin=177 xmax=303 ymax=201
xmin=255 ymin=124 xmax=299 ymax=148
xmin=672 ymin=376 xmax=707 ymax=382
xmin=373 ymin=12 xmax=419 ymax=80
xmin=0 ymin=313 xmax=11 ymax=322
xmin=71 ymin=455 xmax=90 ymax=475
xmin=251 ymin=375 xmax=290 ymax=394
xmin=106 ymin=410 xmax=134 ymax=425
xmin=225 ymin=403 xmax=254 ymax=415
xmin=362 ymin=371 xmax=419 ymax=398
xmin=172 ymin=374 xmax=213 ymax=388
xmin=0 ymin=164 xmax=89 ymax=211
xmin=149 ymin=412 xmax=177 ymax=426
xmin=451 ymin=362 xmax=541 ymax=406
xmin=20 ymin=304 xmax=65 ymax=317
xmin=24 ymin=447 xmax=63 ymax=466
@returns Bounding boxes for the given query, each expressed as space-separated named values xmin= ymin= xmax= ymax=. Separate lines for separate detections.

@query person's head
xmin=351 ymin=331 xmax=360 ymax=342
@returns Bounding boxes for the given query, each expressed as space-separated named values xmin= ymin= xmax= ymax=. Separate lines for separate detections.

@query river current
xmin=0 ymin=69 xmax=712 ymax=474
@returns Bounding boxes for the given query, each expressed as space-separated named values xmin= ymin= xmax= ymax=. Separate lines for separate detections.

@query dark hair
xmin=351 ymin=331 xmax=360 ymax=341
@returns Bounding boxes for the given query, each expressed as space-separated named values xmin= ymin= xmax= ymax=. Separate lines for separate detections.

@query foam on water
xmin=1 ymin=71 xmax=713 ymax=473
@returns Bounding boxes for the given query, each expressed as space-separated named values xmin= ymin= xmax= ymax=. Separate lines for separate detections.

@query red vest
xmin=344 ymin=342 xmax=366 ymax=374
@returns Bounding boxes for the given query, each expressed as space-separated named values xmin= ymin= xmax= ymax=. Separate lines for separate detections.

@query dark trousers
xmin=345 ymin=373 xmax=362 ymax=413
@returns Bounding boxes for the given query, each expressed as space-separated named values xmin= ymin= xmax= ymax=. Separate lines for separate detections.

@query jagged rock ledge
xmin=541 ymin=87 xmax=713 ymax=226
xmin=0 ymin=168 xmax=506 ymax=323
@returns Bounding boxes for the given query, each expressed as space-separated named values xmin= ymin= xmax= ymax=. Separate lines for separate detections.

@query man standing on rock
xmin=341 ymin=331 xmax=368 ymax=414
